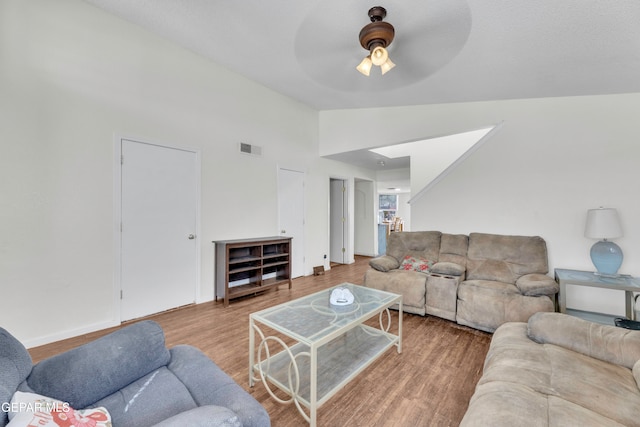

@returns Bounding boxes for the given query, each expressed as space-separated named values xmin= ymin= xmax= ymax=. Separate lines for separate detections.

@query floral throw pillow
xmin=400 ymin=255 xmax=434 ymax=273
xmin=7 ymin=391 xmax=112 ymax=427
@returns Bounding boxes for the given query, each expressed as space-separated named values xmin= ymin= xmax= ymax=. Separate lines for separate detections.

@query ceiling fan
xmin=356 ymin=6 xmax=396 ymax=76
xmin=294 ymin=0 xmax=471 ymax=93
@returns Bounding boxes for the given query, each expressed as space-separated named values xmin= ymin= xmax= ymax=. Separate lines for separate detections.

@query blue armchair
xmin=0 ymin=320 xmax=270 ymax=427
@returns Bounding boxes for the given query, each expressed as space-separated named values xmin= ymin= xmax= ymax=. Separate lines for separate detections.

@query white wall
xmin=397 ymin=193 xmax=411 ymax=231
xmin=409 ymin=127 xmax=493 ymax=196
xmin=320 ymin=94 xmax=640 ymax=317
xmin=0 ymin=0 xmax=375 ymax=346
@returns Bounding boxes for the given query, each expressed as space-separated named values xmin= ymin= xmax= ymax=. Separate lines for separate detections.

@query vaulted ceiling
xmin=81 ymin=1 xmax=640 ymax=175
xmin=83 ymin=0 xmax=640 ymax=111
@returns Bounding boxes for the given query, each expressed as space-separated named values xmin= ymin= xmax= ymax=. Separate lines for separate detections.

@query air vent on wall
xmin=239 ymin=142 xmax=262 ymax=157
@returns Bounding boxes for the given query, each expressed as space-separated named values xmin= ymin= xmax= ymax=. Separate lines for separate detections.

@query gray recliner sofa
xmin=461 ymin=312 xmax=640 ymax=426
xmin=364 ymin=231 xmax=558 ymax=332
xmin=0 ymin=320 xmax=270 ymax=427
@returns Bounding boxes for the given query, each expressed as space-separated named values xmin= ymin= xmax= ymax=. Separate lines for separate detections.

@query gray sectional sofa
xmin=364 ymin=231 xmax=559 ymax=332
xmin=461 ymin=312 xmax=640 ymax=426
xmin=0 ymin=320 xmax=270 ymax=427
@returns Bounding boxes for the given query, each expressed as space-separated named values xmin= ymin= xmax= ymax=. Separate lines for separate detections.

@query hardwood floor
xmin=29 ymin=256 xmax=491 ymax=426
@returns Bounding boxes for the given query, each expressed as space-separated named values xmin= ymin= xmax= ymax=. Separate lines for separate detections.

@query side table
xmin=555 ymin=268 xmax=640 ymax=324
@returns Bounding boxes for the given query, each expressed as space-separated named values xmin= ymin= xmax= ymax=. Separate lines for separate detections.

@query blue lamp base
xmin=590 ymin=240 xmax=623 ymax=276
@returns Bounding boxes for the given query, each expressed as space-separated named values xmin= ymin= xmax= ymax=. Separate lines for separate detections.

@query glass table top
xmin=250 ymin=283 xmax=400 ymax=344
xmin=555 ymin=268 xmax=640 ymax=288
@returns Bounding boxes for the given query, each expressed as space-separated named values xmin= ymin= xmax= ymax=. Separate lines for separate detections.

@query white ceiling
xmin=83 ymin=0 xmax=640 ymax=111
xmin=82 ymin=0 xmax=640 ymax=171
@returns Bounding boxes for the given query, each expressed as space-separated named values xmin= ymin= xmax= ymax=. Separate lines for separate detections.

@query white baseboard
xmin=355 ymin=252 xmax=377 ymax=257
xmin=24 ymin=319 xmax=120 ymax=349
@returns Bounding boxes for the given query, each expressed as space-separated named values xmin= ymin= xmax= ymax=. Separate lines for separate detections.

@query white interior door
xmin=330 ymin=179 xmax=346 ymax=264
xmin=120 ymin=139 xmax=198 ymax=321
xmin=278 ymin=168 xmax=304 ymax=278
xmin=354 ymin=179 xmax=376 ymax=256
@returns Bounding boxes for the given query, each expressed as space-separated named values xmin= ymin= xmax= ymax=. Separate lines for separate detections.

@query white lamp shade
xmin=356 ymin=56 xmax=372 ymax=76
xmin=380 ymin=58 xmax=396 ymax=75
xmin=584 ymin=207 xmax=623 ymax=239
xmin=371 ymin=46 xmax=388 ymax=66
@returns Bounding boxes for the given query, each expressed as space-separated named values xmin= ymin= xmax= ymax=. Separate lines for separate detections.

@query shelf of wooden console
xmin=214 ymin=236 xmax=292 ymax=307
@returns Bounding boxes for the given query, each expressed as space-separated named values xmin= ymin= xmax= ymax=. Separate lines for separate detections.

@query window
xmin=378 ymin=194 xmax=398 ymax=223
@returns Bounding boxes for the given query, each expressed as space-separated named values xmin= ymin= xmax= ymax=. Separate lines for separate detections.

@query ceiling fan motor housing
xmin=359 ymin=6 xmax=395 ymax=51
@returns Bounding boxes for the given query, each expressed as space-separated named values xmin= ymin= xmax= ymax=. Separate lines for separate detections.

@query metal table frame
xmin=555 ymin=268 xmax=640 ymax=322
xmin=249 ymin=283 xmax=402 ymax=426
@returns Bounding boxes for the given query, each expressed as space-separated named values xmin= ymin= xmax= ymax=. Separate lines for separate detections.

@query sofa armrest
xmin=431 ymin=261 xmax=465 ymax=277
xmin=369 ymin=255 xmax=399 ymax=272
xmin=515 ymin=273 xmax=558 ymax=296
xmin=167 ymin=345 xmax=270 ymax=427
xmin=528 ymin=312 xmax=640 ymax=369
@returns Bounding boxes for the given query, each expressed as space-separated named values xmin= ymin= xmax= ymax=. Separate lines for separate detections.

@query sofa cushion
xmin=92 ymin=367 xmax=198 ymax=427
xmin=386 ymin=231 xmax=441 ymax=266
xmin=543 ymin=343 xmax=640 ymax=427
xmin=400 ymin=255 xmax=434 ymax=273
xmin=364 ymin=269 xmax=427 ymax=315
xmin=153 ymin=406 xmax=242 ymax=427
xmin=528 ymin=312 xmax=640 ymax=369
xmin=466 ymin=233 xmax=549 ymax=283
xmin=516 ymin=273 xmax=559 ymax=296
xmin=369 ymin=255 xmax=400 ymax=272
xmin=27 ymin=321 xmax=170 ymax=409
xmin=457 ymin=281 xmax=555 ymax=333
xmin=7 ymin=391 xmax=111 ymax=427
xmin=431 ymin=262 xmax=465 ymax=276
xmin=438 ymin=233 xmax=469 ymax=267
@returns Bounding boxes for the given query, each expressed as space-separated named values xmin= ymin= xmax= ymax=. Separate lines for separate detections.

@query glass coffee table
xmin=249 ymin=283 xmax=402 ymax=426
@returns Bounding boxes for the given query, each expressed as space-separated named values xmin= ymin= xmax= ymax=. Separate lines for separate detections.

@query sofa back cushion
xmin=438 ymin=234 xmax=469 ymax=266
xmin=528 ymin=312 xmax=640 ymax=369
xmin=387 ymin=231 xmax=442 ymax=264
xmin=26 ymin=320 xmax=170 ymax=409
xmin=466 ymin=233 xmax=549 ymax=283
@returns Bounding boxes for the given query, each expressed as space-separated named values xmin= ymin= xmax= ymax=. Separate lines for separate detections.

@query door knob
xmin=188 ymin=234 xmax=196 ymax=240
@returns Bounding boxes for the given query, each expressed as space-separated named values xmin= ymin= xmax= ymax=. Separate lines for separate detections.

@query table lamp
xmin=584 ymin=207 xmax=623 ymax=276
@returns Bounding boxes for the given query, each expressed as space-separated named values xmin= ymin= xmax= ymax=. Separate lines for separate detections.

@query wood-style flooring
xmin=29 ymin=256 xmax=491 ymax=427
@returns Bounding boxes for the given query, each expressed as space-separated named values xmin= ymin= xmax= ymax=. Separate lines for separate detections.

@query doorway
xmin=118 ymin=138 xmax=199 ymax=321
xmin=329 ymin=178 xmax=347 ymax=265
xmin=354 ymin=179 xmax=376 ymax=257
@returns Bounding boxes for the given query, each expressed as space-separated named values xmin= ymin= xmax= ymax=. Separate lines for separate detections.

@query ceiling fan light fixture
xmin=380 ymin=58 xmax=395 ymax=75
xmin=356 ymin=55 xmax=373 ymax=76
xmin=357 ymin=6 xmax=395 ymax=76
xmin=371 ymin=46 xmax=388 ymax=66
